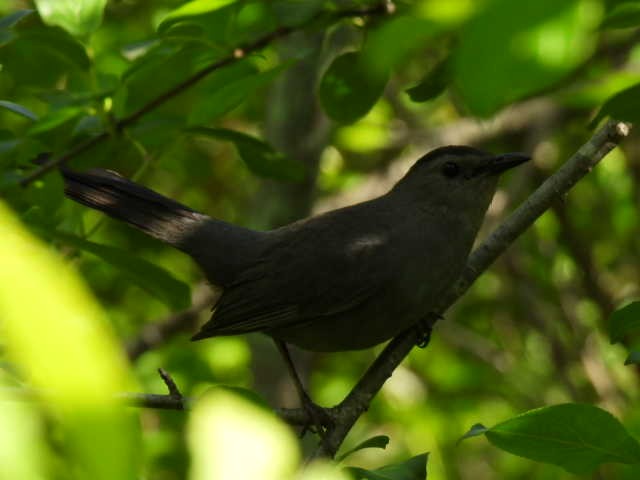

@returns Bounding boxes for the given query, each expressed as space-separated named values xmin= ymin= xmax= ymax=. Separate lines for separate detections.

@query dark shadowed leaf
xmin=454 ymin=0 xmax=600 ymax=116
xmin=601 ymin=2 xmax=640 ymax=29
xmin=50 ymin=231 xmax=191 ymax=310
xmin=592 ymin=83 xmax=640 ymax=126
xmin=625 ymin=350 xmax=640 ymax=365
xmin=27 ymin=107 xmax=85 ymax=136
xmin=319 ymin=51 xmax=388 ymax=124
xmin=188 ymin=61 xmax=293 ymax=125
xmin=345 ymin=453 xmax=428 ymax=480
xmin=336 ymin=435 xmax=390 ymax=462
xmin=609 ymin=301 xmax=640 ymax=344
xmin=406 ymin=57 xmax=451 ymax=102
xmin=0 ymin=100 xmax=39 ymax=121
xmin=457 ymin=423 xmax=488 ymax=443
xmin=483 ymin=404 xmax=640 ymax=474
xmin=186 ymin=127 xmax=305 ymax=181
xmin=34 ymin=0 xmax=108 ymax=37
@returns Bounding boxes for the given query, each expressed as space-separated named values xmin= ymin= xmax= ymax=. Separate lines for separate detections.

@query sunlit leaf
xmin=482 ymin=404 xmax=640 ymax=474
xmin=0 ymin=100 xmax=39 ymax=121
xmin=158 ymin=0 xmax=237 ymax=34
xmin=34 ymin=0 xmax=108 ymax=37
xmin=345 ymin=453 xmax=428 ymax=480
xmin=0 ymin=386 xmax=46 ymax=480
xmin=454 ymin=0 xmax=601 ymax=116
xmin=609 ymin=301 xmax=640 ymax=344
xmin=188 ymin=388 xmax=299 ymax=480
xmin=186 ymin=126 xmax=305 ymax=181
xmin=0 ymin=201 xmax=140 ymax=480
xmin=319 ymin=51 xmax=388 ymax=124
xmin=336 ymin=435 xmax=390 ymax=462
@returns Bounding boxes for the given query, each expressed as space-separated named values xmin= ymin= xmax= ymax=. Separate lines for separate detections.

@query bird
xmin=61 ymin=146 xmax=529 ymax=352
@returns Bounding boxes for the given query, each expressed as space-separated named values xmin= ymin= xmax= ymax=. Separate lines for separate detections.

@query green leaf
xmin=483 ymin=404 xmax=640 ymax=474
xmin=609 ymin=301 xmax=640 ymax=343
xmin=188 ymin=61 xmax=292 ymax=125
xmin=34 ymin=0 xmax=108 ymax=37
xmin=592 ymin=82 xmax=640 ymax=126
xmin=49 ymin=231 xmax=192 ymax=310
xmin=601 ymin=2 xmax=640 ymax=28
xmin=345 ymin=453 xmax=428 ymax=480
xmin=319 ymin=52 xmax=388 ymax=124
xmin=625 ymin=350 xmax=640 ymax=365
xmin=406 ymin=57 xmax=451 ymax=102
xmin=27 ymin=107 xmax=85 ymax=136
xmin=457 ymin=423 xmax=488 ymax=443
xmin=188 ymin=389 xmax=299 ymax=480
xmin=158 ymin=0 xmax=237 ymax=34
xmin=186 ymin=127 xmax=305 ymax=181
xmin=0 ymin=201 xmax=140 ymax=480
xmin=336 ymin=435 xmax=390 ymax=462
xmin=0 ymin=100 xmax=39 ymax=121
xmin=454 ymin=0 xmax=601 ymax=116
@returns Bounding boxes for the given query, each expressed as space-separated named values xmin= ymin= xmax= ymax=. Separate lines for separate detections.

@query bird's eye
xmin=442 ymin=161 xmax=459 ymax=178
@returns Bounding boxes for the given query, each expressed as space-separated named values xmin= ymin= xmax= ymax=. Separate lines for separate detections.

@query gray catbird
xmin=62 ymin=146 xmax=528 ymax=352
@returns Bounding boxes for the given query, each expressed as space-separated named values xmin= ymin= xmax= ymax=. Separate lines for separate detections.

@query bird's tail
xmin=61 ymin=167 xmax=208 ymax=250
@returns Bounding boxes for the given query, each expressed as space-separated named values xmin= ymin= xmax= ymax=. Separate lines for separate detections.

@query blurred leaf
xmin=482 ymin=404 xmax=640 ymax=474
xmin=624 ymin=350 xmax=640 ymax=365
xmin=457 ymin=423 xmax=488 ymax=443
xmin=0 ymin=9 xmax=34 ymax=29
xmin=0 ymin=100 xmax=39 ymax=121
xmin=406 ymin=57 xmax=451 ymax=102
xmin=27 ymin=107 xmax=85 ymax=136
xmin=301 ymin=462 xmax=353 ymax=480
xmin=454 ymin=0 xmax=600 ymax=116
xmin=268 ymin=0 xmax=324 ymax=26
xmin=114 ymin=42 xmax=220 ymax=118
xmin=186 ymin=127 xmax=305 ymax=181
xmin=34 ymin=0 xmax=107 ymax=37
xmin=319 ymin=51 xmax=388 ymax=124
xmin=592 ymin=82 xmax=640 ymax=126
xmin=158 ymin=0 xmax=237 ymax=34
xmin=0 ymin=387 xmax=46 ymax=480
xmin=601 ymin=2 xmax=640 ymax=28
xmin=609 ymin=301 xmax=640 ymax=343
xmin=188 ymin=388 xmax=299 ymax=480
xmin=0 ymin=201 xmax=140 ymax=480
xmin=345 ymin=453 xmax=428 ymax=480
xmin=336 ymin=435 xmax=390 ymax=462
xmin=189 ymin=61 xmax=293 ymax=125
xmin=50 ymin=230 xmax=192 ymax=310
xmin=362 ymin=16 xmax=438 ymax=79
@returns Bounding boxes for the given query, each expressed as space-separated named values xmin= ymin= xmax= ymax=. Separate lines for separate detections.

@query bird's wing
xmin=192 ymin=207 xmax=393 ymax=339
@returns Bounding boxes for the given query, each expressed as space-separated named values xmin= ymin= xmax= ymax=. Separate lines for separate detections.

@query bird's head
xmin=393 ymin=145 xmax=529 ymax=219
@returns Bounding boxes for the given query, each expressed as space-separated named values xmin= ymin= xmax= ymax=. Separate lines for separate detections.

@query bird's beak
xmin=485 ymin=152 xmax=530 ymax=175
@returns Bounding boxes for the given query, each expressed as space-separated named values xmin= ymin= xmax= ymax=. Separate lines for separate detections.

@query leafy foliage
xmin=1 ymin=0 xmax=640 ymax=478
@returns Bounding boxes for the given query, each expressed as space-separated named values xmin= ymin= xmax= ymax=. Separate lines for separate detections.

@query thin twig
xmin=18 ymin=2 xmax=392 ymax=187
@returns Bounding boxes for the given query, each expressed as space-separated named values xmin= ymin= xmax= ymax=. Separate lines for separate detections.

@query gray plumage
xmin=62 ymin=146 xmax=528 ymax=351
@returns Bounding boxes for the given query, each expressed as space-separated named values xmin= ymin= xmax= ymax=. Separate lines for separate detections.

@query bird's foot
xmin=298 ymin=394 xmax=333 ymax=438
xmin=415 ymin=314 xmax=442 ymax=348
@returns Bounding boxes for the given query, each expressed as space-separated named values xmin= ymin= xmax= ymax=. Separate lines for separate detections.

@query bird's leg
xmin=415 ymin=313 xmax=442 ymax=348
xmin=273 ymin=339 xmax=331 ymax=437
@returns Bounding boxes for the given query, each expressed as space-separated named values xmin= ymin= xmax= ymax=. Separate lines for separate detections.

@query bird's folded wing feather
xmin=193 ymin=213 xmax=393 ymax=338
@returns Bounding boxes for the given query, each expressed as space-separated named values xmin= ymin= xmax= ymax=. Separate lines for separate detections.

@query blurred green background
xmin=1 ymin=0 xmax=640 ymax=478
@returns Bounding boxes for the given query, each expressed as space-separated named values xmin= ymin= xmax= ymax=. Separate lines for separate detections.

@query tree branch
xmin=18 ymin=1 xmax=393 ymax=187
